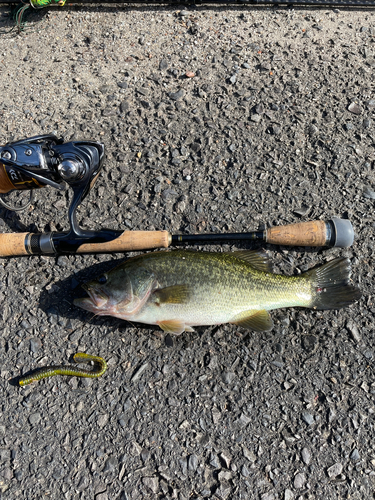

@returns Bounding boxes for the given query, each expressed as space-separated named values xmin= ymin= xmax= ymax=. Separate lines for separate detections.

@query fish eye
xmin=97 ymin=274 xmax=108 ymax=285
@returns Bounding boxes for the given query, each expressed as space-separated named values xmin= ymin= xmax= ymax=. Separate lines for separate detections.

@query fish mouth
xmin=74 ymin=285 xmax=109 ymax=311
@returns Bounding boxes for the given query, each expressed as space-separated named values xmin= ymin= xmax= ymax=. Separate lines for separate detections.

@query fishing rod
xmin=0 ymin=135 xmax=354 ymax=257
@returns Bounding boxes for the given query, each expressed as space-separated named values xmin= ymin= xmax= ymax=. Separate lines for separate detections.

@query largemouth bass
xmin=74 ymin=250 xmax=361 ymax=334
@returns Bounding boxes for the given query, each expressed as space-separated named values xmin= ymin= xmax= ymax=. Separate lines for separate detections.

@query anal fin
xmin=231 ymin=309 xmax=273 ymax=332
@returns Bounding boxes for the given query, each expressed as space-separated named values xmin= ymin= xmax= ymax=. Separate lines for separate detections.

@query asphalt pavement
xmin=0 ymin=4 xmax=374 ymax=499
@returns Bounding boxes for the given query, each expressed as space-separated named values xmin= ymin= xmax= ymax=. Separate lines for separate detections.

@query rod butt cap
xmin=331 ymin=218 xmax=354 ymax=247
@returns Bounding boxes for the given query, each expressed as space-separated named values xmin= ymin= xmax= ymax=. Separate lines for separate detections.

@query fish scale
xmin=135 ymin=253 xmax=309 ymax=324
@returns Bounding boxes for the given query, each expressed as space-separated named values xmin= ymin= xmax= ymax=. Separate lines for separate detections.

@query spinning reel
xmin=0 ymin=134 xmax=116 ymax=254
xmin=0 ymin=134 xmax=104 ymax=205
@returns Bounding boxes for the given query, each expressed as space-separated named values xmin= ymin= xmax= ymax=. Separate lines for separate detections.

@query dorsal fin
xmin=232 ymin=250 xmax=272 ymax=273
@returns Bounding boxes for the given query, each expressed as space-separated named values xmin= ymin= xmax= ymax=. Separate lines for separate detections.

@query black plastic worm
xmin=19 ymin=353 xmax=107 ymax=386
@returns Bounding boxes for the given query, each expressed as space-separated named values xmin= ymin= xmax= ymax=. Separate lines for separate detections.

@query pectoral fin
xmin=153 ymin=285 xmax=191 ymax=305
xmin=231 ymin=309 xmax=274 ymax=332
xmin=158 ymin=320 xmax=193 ymax=335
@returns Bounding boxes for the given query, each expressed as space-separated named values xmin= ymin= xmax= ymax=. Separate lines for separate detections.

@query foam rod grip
xmin=76 ymin=230 xmax=171 ymax=254
xmin=266 ymin=220 xmax=328 ymax=247
xmin=0 ymin=233 xmax=30 ymax=257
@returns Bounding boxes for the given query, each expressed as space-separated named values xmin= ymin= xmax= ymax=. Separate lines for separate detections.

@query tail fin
xmin=305 ymin=258 xmax=361 ymax=310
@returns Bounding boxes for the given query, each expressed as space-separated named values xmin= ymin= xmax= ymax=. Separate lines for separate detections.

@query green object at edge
xmin=29 ymin=0 xmax=66 ymax=9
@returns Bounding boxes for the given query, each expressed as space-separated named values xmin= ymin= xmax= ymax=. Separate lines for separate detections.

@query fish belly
xmin=132 ymin=292 xmax=237 ymax=327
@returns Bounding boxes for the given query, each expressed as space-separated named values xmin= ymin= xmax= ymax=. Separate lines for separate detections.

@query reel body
xmin=0 ymin=134 xmax=104 ymax=195
xmin=0 ymin=135 xmax=112 ymax=253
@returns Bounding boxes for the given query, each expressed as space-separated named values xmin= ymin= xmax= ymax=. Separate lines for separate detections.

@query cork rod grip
xmin=76 ymin=230 xmax=171 ymax=254
xmin=0 ymin=233 xmax=29 ymax=257
xmin=266 ymin=220 xmax=328 ymax=247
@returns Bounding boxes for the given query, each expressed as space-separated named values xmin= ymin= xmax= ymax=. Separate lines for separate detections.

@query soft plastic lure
xmin=1 ymin=0 xmax=67 ymax=35
xmin=30 ymin=0 xmax=66 ymax=8
xmin=19 ymin=353 xmax=107 ymax=386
